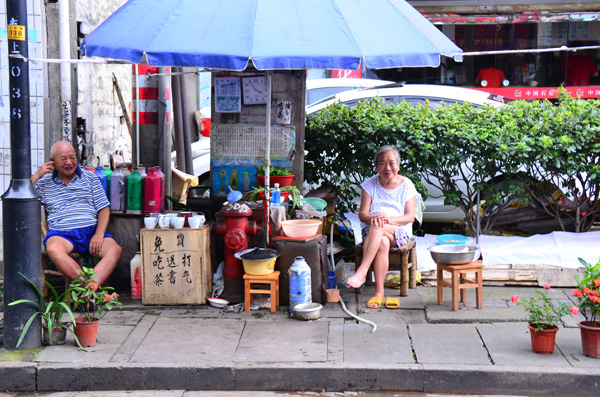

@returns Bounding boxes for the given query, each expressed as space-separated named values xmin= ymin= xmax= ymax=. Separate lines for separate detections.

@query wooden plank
xmin=141 ymin=226 xmax=211 ymax=305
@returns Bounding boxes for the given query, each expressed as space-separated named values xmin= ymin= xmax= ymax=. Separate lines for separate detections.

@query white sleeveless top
xmin=361 ymin=175 xmax=418 ymax=237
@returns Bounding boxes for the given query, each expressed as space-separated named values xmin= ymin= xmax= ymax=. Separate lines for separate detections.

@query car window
xmin=307 ymin=86 xmax=361 ymax=106
xmin=402 ymin=97 xmax=460 ymax=109
xmin=343 ymin=97 xmax=396 ymax=108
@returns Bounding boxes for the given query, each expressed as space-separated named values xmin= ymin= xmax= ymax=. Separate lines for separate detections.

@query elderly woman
xmin=346 ymin=145 xmax=417 ymax=309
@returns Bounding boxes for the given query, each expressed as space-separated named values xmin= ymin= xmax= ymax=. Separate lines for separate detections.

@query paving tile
xmin=130 ymin=318 xmax=244 ymax=364
xmin=35 ymin=324 xmax=133 ymax=364
xmin=235 ymin=319 xmax=328 ymax=362
xmin=556 ymin=327 xmax=600 ymax=368
xmin=478 ymin=322 xmax=571 ymax=367
xmin=344 ymin=321 xmax=415 ymax=364
xmin=101 ymin=310 xmax=145 ymax=325
xmin=410 ymin=323 xmax=491 ymax=365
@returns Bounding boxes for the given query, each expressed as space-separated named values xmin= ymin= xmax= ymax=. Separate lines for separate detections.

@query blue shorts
xmin=44 ymin=226 xmax=114 ymax=256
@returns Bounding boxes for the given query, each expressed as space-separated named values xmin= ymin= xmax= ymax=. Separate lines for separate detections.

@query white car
xmin=306 ymin=78 xmax=393 ymax=107
xmin=306 ymin=84 xmax=509 ymax=222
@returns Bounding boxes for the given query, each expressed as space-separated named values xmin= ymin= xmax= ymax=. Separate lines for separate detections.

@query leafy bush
xmin=305 ymin=90 xmax=599 ymax=234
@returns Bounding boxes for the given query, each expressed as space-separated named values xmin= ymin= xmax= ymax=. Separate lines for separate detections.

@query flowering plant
xmin=69 ymin=267 xmax=122 ymax=322
xmin=571 ymin=258 xmax=600 ymax=327
xmin=511 ymin=285 xmax=572 ymax=331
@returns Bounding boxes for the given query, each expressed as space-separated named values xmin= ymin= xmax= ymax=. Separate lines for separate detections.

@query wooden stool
xmin=436 ymin=260 xmax=483 ymax=311
xmin=244 ymin=271 xmax=280 ymax=313
xmin=355 ymin=238 xmax=417 ymax=296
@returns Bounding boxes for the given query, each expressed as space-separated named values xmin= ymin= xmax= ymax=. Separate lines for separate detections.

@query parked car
xmin=171 ymin=136 xmax=211 ymax=185
xmin=306 ymin=84 xmax=509 ymax=223
xmin=306 ymin=78 xmax=393 ymax=107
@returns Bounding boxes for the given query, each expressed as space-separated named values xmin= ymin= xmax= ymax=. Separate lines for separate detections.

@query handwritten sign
xmin=215 ymin=77 xmax=241 ymax=113
xmin=141 ymin=227 xmax=211 ymax=304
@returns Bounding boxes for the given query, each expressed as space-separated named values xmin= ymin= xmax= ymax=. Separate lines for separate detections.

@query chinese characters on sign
xmin=215 ymin=77 xmax=241 ymax=113
xmin=151 ymin=234 xmax=195 ymax=287
xmin=141 ymin=228 xmax=210 ymax=305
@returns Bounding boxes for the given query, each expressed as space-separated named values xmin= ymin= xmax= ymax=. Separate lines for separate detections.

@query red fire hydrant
xmin=215 ymin=201 xmax=260 ymax=279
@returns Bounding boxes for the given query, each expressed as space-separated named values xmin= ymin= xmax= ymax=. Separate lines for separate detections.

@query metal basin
xmin=428 ymin=244 xmax=478 ymax=265
xmin=294 ymin=302 xmax=323 ymax=321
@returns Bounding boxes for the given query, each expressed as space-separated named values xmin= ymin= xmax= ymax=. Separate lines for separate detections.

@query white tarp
xmin=414 ymin=231 xmax=599 ymax=272
xmin=345 ymin=212 xmax=599 ymax=272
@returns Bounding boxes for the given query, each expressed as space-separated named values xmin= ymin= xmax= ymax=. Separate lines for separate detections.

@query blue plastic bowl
xmin=437 ymin=234 xmax=468 ymax=245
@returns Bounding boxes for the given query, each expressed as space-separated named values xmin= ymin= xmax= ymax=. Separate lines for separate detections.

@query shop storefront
xmin=373 ymin=3 xmax=600 ymax=100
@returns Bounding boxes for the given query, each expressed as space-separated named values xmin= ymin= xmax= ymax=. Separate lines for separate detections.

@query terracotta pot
xmin=42 ymin=324 xmax=67 ymax=346
xmin=578 ymin=321 xmax=600 ymax=359
xmin=528 ymin=324 xmax=558 ymax=354
xmin=73 ymin=317 xmax=100 ymax=347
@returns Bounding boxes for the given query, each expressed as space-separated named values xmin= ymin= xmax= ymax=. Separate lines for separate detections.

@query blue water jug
xmin=289 ymin=256 xmax=312 ymax=315
xmin=94 ymin=166 xmax=109 ymax=199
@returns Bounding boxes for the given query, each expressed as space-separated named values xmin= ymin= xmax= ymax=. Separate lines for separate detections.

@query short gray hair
xmin=374 ymin=145 xmax=400 ymax=165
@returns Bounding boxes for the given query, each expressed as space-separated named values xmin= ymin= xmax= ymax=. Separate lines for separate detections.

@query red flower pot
xmin=256 ymin=175 xmax=295 ymax=188
xmin=578 ymin=321 xmax=600 ymax=359
xmin=528 ymin=324 xmax=558 ymax=354
xmin=73 ymin=317 xmax=100 ymax=347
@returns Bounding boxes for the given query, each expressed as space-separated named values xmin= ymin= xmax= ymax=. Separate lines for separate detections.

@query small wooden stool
xmin=244 ymin=271 xmax=280 ymax=313
xmin=436 ymin=260 xmax=483 ymax=311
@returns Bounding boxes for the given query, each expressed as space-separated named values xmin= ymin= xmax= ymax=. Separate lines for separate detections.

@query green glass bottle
xmin=126 ymin=169 xmax=144 ymax=214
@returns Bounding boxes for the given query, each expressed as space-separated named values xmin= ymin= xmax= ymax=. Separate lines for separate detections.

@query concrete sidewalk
xmin=1 ymin=285 xmax=599 ymax=396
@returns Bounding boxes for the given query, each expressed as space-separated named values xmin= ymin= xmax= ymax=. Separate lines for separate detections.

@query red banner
xmin=473 ymin=86 xmax=600 ymax=100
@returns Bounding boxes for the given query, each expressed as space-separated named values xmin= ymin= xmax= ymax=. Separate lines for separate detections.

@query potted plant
xmin=8 ymin=273 xmax=78 ymax=347
xmin=571 ymin=258 xmax=600 ymax=358
xmin=511 ymin=285 xmax=572 ymax=354
xmin=255 ymin=167 xmax=295 ymax=188
xmin=69 ymin=267 xmax=122 ymax=347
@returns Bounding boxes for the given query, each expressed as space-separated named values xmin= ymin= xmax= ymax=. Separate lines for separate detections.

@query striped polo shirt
xmin=35 ymin=166 xmax=110 ymax=231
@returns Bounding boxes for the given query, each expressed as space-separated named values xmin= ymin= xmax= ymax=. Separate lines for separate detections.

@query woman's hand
xmin=370 ymin=212 xmax=391 ymax=227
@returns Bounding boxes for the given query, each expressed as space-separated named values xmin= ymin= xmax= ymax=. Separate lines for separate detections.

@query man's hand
xmin=32 ymin=161 xmax=54 ymax=185
xmin=89 ymin=234 xmax=104 ymax=256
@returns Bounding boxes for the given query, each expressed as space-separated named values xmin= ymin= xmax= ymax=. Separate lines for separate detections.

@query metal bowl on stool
xmin=428 ymin=244 xmax=478 ymax=265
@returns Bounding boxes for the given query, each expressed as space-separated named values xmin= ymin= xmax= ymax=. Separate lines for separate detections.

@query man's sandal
xmin=366 ymin=296 xmax=384 ymax=309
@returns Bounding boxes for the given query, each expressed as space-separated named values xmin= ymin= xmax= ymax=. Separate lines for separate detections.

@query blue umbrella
xmin=81 ymin=0 xmax=462 ymax=70
xmin=81 ymin=0 xmax=462 ymax=245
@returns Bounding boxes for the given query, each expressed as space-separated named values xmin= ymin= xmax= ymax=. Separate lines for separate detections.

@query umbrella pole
xmin=264 ymin=71 xmax=272 ymax=247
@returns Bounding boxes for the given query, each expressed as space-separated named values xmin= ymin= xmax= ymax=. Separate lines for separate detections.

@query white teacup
xmin=172 ymin=216 xmax=185 ymax=229
xmin=144 ymin=217 xmax=158 ymax=229
xmin=188 ymin=215 xmax=203 ymax=229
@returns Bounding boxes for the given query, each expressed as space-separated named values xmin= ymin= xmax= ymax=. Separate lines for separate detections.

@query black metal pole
xmin=2 ymin=0 xmax=42 ymax=350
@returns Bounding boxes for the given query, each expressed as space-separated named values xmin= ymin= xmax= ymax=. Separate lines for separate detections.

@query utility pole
xmin=2 ymin=0 xmax=42 ymax=350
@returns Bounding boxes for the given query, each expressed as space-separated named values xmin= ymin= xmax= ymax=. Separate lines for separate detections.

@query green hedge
xmin=305 ymin=89 xmax=600 ymax=234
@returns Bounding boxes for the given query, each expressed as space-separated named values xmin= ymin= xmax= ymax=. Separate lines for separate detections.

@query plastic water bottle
xmin=130 ymin=252 xmax=142 ymax=299
xmin=289 ymin=256 xmax=312 ymax=315
xmin=271 ymin=183 xmax=281 ymax=206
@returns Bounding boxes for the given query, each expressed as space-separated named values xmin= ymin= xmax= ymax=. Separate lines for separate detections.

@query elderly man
xmin=32 ymin=141 xmax=121 ymax=285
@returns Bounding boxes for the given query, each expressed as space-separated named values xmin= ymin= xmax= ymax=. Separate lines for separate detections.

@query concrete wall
xmin=75 ymin=0 xmax=131 ymax=167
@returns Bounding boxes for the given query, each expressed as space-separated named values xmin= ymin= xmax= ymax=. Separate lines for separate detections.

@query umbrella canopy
xmin=81 ymin=0 xmax=462 ymax=70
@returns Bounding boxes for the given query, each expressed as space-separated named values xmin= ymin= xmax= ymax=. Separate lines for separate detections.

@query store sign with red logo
xmin=474 ymin=86 xmax=600 ymax=100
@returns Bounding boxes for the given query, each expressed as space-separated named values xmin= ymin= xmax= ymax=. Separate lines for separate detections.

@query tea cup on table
xmin=172 ymin=216 xmax=186 ymax=229
xmin=192 ymin=214 xmax=205 ymax=226
xmin=144 ymin=216 xmax=158 ymax=229
xmin=188 ymin=216 xmax=202 ymax=229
